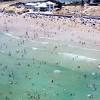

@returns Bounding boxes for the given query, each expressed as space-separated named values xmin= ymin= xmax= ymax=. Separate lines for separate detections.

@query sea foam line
xmin=68 ymin=44 xmax=100 ymax=52
xmin=32 ymin=47 xmax=38 ymax=50
xmin=4 ymin=33 xmax=20 ymax=39
xmin=58 ymin=52 xmax=97 ymax=61
xmin=39 ymin=37 xmax=57 ymax=40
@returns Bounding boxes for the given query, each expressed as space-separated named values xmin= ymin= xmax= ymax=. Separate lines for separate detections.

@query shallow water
xmin=0 ymin=32 xmax=100 ymax=100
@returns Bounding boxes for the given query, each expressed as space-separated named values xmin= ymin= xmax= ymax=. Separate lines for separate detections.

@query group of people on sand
xmin=0 ymin=11 xmax=100 ymax=49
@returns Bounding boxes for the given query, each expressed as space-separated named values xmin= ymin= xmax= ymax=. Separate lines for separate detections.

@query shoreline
xmin=0 ymin=12 xmax=100 ymax=50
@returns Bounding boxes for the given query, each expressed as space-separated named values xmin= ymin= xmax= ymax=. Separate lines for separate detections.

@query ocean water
xmin=59 ymin=0 xmax=81 ymax=4
xmin=0 ymin=32 xmax=100 ymax=100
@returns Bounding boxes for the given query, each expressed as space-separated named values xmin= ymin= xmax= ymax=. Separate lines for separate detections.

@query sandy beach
xmin=0 ymin=12 xmax=100 ymax=49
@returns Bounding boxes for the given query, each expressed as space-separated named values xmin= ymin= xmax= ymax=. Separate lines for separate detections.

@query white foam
xmin=53 ymin=70 xmax=61 ymax=74
xmin=39 ymin=37 xmax=57 ymax=40
xmin=32 ymin=47 xmax=38 ymax=50
xmin=91 ymin=72 xmax=96 ymax=76
xmin=68 ymin=44 xmax=100 ymax=52
xmin=98 ymin=65 xmax=100 ymax=68
xmin=0 ymin=50 xmax=5 ymax=53
xmin=58 ymin=52 xmax=96 ymax=61
xmin=4 ymin=33 xmax=20 ymax=39
xmin=41 ymin=42 xmax=48 ymax=45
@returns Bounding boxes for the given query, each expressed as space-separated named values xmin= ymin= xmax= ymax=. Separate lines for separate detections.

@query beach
xmin=0 ymin=12 xmax=100 ymax=71
xmin=0 ymin=12 xmax=100 ymax=48
xmin=0 ymin=9 xmax=100 ymax=100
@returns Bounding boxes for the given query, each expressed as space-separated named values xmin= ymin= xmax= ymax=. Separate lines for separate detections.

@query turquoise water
xmin=0 ymin=32 xmax=100 ymax=100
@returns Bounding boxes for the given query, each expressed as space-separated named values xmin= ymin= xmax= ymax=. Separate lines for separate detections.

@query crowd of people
xmin=0 ymin=11 xmax=100 ymax=100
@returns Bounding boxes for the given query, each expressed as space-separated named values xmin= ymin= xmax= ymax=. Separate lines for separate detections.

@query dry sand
xmin=53 ymin=5 xmax=100 ymax=17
